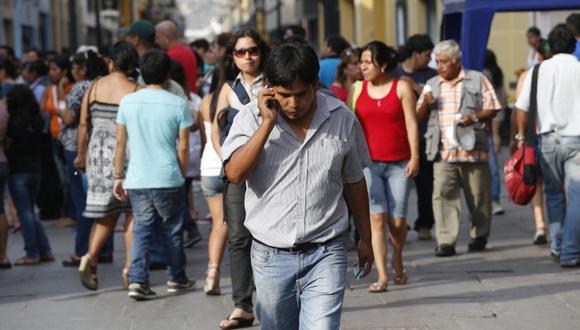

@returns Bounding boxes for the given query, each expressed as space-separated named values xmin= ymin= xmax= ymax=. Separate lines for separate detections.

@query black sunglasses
xmin=233 ymin=47 xmax=260 ymax=58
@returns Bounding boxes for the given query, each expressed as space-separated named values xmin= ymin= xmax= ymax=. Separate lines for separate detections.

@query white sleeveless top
xmin=200 ymin=121 xmax=222 ymax=177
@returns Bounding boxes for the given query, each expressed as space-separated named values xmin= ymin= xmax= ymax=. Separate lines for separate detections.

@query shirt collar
xmin=439 ymin=68 xmax=466 ymax=86
xmin=551 ymin=53 xmax=578 ymax=62
xmin=234 ymin=73 xmax=264 ymax=88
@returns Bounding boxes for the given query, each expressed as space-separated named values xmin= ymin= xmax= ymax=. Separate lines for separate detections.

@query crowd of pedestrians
xmin=0 ymin=12 xmax=579 ymax=330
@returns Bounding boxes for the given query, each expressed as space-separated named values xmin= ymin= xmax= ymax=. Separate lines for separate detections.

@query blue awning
xmin=441 ymin=0 xmax=580 ymax=70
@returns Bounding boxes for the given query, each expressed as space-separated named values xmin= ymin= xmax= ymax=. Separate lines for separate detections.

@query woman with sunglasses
xmin=212 ymin=28 xmax=269 ymax=330
xmin=330 ymin=48 xmax=363 ymax=102
xmin=348 ymin=41 xmax=419 ymax=293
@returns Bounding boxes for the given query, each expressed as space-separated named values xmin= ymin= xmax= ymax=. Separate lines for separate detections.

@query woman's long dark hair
xmin=48 ymin=55 xmax=75 ymax=83
xmin=6 ymin=85 xmax=44 ymax=133
xmin=71 ymin=50 xmax=109 ymax=81
xmin=483 ymin=49 xmax=504 ymax=89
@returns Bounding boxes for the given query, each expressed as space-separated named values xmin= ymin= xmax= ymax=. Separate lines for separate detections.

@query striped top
xmin=418 ymin=70 xmax=501 ymax=162
xmin=222 ymin=92 xmax=371 ymax=248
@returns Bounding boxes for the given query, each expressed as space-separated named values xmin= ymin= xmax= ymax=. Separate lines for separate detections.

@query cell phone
xmin=266 ymin=99 xmax=279 ymax=110
xmin=352 ymin=262 xmax=368 ymax=280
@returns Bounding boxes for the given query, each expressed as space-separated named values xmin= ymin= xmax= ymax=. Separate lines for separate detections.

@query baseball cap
xmin=128 ymin=20 xmax=155 ymax=43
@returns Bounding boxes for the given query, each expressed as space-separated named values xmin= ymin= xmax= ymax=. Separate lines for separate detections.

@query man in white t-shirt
xmin=516 ymin=24 xmax=580 ymax=268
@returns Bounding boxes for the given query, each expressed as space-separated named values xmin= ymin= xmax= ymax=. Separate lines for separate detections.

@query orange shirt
xmin=44 ymin=83 xmax=73 ymax=139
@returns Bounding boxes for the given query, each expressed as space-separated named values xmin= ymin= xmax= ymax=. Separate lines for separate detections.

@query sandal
xmin=219 ymin=314 xmax=255 ymax=329
xmin=121 ymin=268 xmax=129 ymax=290
xmin=392 ymin=253 xmax=407 ymax=285
xmin=14 ymin=257 xmax=40 ymax=266
xmin=204 ymin=264 xmax=221 ymax=295
xmin=40 ymin=254 xmax=55 ymax=263
xmin=79 ymin=255 xmax=98 ymax=291
xmin=368 ymin=282 xmax=388 ymax=293
xmin=393 ymin=272 xmax=408 ymax=285
xmin=62 ymin=256 xmax=82 ymax=267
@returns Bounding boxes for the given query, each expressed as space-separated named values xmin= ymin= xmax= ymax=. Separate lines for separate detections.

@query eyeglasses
xmin=233 ymin=47 xmax=260 ymax=58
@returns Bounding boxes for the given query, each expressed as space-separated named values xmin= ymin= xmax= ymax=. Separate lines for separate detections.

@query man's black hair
xmin=111 ymin=41 xmax=139 ymax=76
xmin=361 ymin=41 xmax=399 ymax=73
xmin=566 ymin=13 xmax=580 ymax=37
xmin=0 ymin=57 xmax=18 ymax=79
xmin=22 ymin=60 xmax=48 ymax=76
xmin=26 ymin=48 xmax=44 ymax=60
xmin=285 ymin=24 xmax=306 ymax=39
xmin=548 ymin=24 xmax=576 ymax=55
xmin=527 ymin=27 xmax=541 ymax=37
xmin=0 ymin=45 xmax=15 ymax=59
xmin=325 ymin=34 xmax=351 ymax=56
xmin=191 ymin=39 xmax=210 ymax=52
xmin=263 ymin=43 xmax=319 ymax=87
xmin=398 ymin=34 xmax=434 ymax=61
xmin=140 ymin=49 xmax=171 ymax=85
xmin=283 ymin=36 xmax=307 ymax=45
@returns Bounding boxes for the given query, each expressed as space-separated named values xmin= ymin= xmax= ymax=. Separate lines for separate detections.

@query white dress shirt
xmin=515 ymin=54 xmax=580 ymax=136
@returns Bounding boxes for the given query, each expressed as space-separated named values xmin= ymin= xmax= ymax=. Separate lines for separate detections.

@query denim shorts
xmin=201 ymin=175 xmax=225 ymax=197
xmin=363 ymin=160 xmax=411 ymax=218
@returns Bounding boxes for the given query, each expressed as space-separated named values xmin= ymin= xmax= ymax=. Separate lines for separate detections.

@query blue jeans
xmin=63 ymin=150 xmax=112 ymax=256
xmin=252 ymin=237 xmax=347 ymax=330
xmin=540 ymin=134 xmax=580 ymax=263
xmin=488 ymin=137 xmax=500 ymax=203
xmin=8 ymin=174 xmax=52 ymax=259
xmin=128 ymin=187 xmax=188 ymax=285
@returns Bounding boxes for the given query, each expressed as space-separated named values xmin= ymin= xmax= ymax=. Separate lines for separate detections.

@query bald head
xmin=155 ymin=20 xmax=179 ymax=50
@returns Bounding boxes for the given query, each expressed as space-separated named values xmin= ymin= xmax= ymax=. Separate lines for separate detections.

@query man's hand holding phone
xmin=258 ymin=86 xmax=279 ymax=126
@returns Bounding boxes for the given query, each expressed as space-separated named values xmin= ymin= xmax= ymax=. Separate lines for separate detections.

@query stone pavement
xmin=1 ymin=176 xmax=580 ymax=329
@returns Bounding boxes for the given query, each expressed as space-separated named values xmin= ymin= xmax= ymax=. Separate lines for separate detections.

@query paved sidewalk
xmin=1 ymin=179 xmax=579 ymax=329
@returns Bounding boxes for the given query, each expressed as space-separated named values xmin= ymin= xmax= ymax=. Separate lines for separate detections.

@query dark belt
xmin=254 ymin=239 xmax=327 ymax=253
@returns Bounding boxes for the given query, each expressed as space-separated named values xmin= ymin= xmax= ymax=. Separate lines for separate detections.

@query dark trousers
xmin=413 ymin=141 xmax=435 ymax=231
xmin=224 ymin=181 xmax=254 ymax=313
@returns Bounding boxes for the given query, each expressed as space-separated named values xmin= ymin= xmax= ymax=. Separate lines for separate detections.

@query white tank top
xmin=200 ymin=121 xmax=223 ymax=177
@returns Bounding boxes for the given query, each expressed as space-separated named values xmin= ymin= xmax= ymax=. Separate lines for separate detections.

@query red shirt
xmin=167 ymin=44 xmax=198 ymax=93
xmin=355 ymin=79 xmax=410 ymax=162
xmin=329 ymin=84 xmax=347 ymax=102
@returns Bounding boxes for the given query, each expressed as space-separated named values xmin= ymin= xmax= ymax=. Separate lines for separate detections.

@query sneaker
xmin=128 ymin=283 xmax=157 ymax=300
xmin=533 ymin=229 xmax=548 ymax=245
xmin=468 ymin=237 xmax=487 ymax=252
xmin=492 ymin=201 xmax=505 ymax=215
xmin=183 ymin=234 xmax=202 ymax=249
xmin=167 ymin=278 xmax=195 ymax=293
xmin=417 ymin=228 xmax=432 ymax=240
xmin=560 ymin=259 xmax=580 ymax=268
xmin=435 ymin=244 xmax=456 ymax=257
xmin=550 ymin=252 xmax=560 ymax=263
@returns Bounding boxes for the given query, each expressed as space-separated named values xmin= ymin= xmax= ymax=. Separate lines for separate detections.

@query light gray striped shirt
xmin=222 ymin=92 xmax=371 ymax=248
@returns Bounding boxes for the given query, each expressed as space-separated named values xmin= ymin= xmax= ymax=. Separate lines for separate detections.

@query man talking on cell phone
xmin=221 ymin=42 xmax=374 ymax=330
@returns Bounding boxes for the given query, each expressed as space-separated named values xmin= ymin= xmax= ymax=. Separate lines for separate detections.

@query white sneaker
xmin=492 ymin=202 xmax=505 ymax=215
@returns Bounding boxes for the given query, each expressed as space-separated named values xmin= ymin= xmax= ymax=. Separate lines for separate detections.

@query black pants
xmin=413 ymin=141 xmax=435 ymax=231
xmin=224 ymin=181 xmax=254 ymax=313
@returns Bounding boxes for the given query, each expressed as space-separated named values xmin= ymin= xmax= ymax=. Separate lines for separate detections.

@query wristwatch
xmin=514 ymin=134 xmax=525 ymax=142
xmin=471 ymin=115 xmax=479 ymax=123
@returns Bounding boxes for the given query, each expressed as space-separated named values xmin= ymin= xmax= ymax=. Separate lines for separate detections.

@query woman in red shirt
xmin=330 ymin=48 xmax=362 ymax=102
xmin=348 ymin=41 xmax=419 ymax=292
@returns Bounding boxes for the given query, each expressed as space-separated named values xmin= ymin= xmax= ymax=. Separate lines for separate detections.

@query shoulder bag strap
xmin=525 ymin=64 xmax=540 ymax=147
xmin=351 ymin=80 xmax=363 ymax=111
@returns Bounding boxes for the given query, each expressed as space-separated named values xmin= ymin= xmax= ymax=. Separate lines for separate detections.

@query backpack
xmin=216 ymin=80 xmax=251 ymax=145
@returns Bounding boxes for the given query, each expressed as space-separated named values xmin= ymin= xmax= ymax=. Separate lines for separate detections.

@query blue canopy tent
xmin=441 ymin=0 xmax=580 ymax=70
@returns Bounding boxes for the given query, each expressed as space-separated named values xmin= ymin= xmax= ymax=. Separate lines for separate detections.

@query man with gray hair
xmin=416 ymin=40 xmax=502 ymax=257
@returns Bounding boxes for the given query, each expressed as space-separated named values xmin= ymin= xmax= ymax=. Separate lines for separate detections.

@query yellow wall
xmin=339 ymin=0 xmax=355 ymax=42
xmin=487 ymin=12 xmax=530 ymax=93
